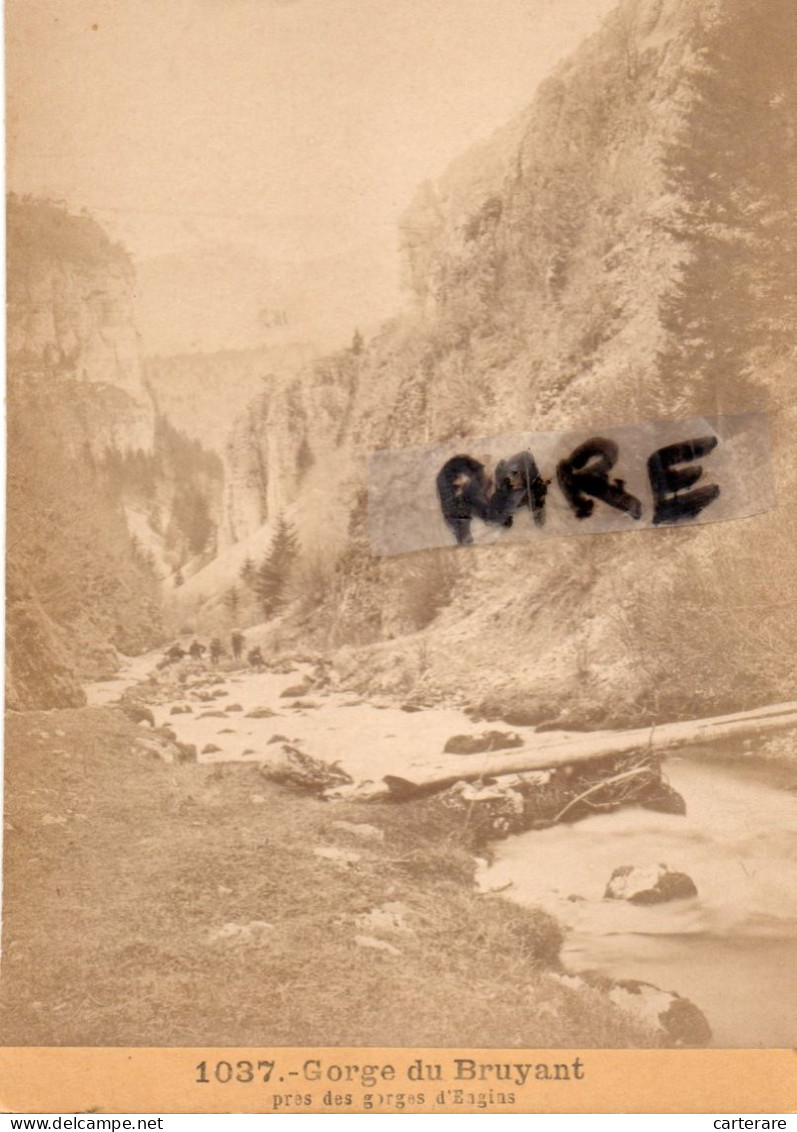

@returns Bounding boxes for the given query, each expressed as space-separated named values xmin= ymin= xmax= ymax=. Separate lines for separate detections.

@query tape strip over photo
xmin=368 ymin=413 xmax=774 ymax=556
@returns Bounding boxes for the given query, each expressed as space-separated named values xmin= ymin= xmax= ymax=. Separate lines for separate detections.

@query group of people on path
xmin=161 ymin=631 xmax=264 ymax=671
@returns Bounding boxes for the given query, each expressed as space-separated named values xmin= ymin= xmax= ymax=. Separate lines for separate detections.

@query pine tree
xmin=253 ymin=515 xmax=299 ymax=618
xmin=240 ymin=556 xmax=257 ymax=587
xmin=224 ymin=586 xmax=240 ymax=617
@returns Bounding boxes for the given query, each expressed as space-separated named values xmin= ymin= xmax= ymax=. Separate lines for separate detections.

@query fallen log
xmin=386 ymin=700 xmax=797 ymax=794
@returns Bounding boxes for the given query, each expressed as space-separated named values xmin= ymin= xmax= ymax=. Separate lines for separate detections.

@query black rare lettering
xmin=436 ymin=455 xmax=491 ymax=545
xmin=648 ymin=435 xmax=720 ymax=524
xmin=487 ymin=451 xmax=548 ymax=529
xmin=557 ymin=437 xmax=642 ymax=520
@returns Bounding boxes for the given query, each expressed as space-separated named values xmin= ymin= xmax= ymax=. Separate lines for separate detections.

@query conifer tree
xmin=240 ymin=556 xmax=257 ymax=587
xmin=253 ymin=515 xmax=299 ymax=618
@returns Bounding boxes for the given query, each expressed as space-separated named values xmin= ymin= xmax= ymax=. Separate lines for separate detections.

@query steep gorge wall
xmin=208 ymin=0 xmax=797 ymax=725
xmin=6 ymin=198 xmax=164 ymax=709
xmin=223 ymin=347 xmax=365 ymax=553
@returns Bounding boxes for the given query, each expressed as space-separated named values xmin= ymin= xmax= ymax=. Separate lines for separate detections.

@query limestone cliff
xmin=7 ymin=196 xmax=155 ymax=456
xmin=6 ymin=198 xmax=165 ymax=708
xmin=178 ymin=0 xmax=797 ymax=725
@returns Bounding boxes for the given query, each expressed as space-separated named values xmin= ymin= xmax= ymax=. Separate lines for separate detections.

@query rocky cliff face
xmin=189 ymin=0 xmax=797 ymax=725
xmin=6 ymin=198 xmax=166 ymax=709
xmin=7 ymin=196 xmax=155 ymax=456
xmin=223 ymin=348 xmax=363 ymax=552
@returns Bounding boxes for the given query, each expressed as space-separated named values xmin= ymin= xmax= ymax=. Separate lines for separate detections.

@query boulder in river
xmin=246 ymin=706 xmax=276 ymax=719
xmin=443 ymin=730 xmax=524 ymax=755
xmin=280 ymin=681 xmax=313 ymax=698
xmin=604 ymin=863 xmax=698 ymax=904
xmin=170 ymin=705 xmax=193 ymax=715
xmin=261 ymin=744 xmax=353 ymax=792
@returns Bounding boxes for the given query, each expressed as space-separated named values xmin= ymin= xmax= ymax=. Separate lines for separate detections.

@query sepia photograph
xmin=2 ymin=0 xmax=796 ymax=1113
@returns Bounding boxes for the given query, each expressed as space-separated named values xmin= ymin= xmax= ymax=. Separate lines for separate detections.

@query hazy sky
xmin=8 ymin=0 xmax=617 ymax=351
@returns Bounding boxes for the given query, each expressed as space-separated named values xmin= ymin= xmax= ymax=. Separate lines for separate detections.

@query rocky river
xmin=88 ymin=651 xmax=797 ymax=1048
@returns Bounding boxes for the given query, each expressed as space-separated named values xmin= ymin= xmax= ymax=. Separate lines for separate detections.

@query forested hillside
xmin=201 ymin=0 xmax=796 ymax=728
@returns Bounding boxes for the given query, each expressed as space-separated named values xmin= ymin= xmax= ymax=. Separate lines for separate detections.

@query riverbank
xmin=1 ymin=705 xmax=655 ymax=1048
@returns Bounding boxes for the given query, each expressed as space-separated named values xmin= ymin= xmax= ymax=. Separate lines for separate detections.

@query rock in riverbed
xmin=280 ymin=682 xmax=313 ymax=698
xmin=604 ymin=864 xmax=698 ymax=904
xmin=444 ymin=730 xmax=524 ymax=755
xmin=261 ymin=744 xmax=353 ymax=792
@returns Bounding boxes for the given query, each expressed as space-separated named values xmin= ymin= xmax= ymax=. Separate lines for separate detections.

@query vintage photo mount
xmin=3 ymin=0 xmax=796 ymax=1116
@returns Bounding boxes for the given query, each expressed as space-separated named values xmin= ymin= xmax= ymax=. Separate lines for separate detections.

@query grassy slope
xmin=0 ymin=707 xmax=652 ymax=1048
